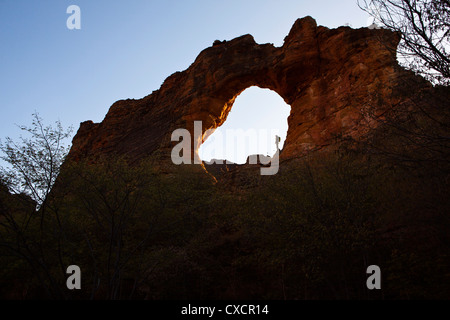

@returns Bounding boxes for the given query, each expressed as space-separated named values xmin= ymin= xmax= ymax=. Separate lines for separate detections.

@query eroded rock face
xmin=67 ymin=16 xmax=436 ymax=163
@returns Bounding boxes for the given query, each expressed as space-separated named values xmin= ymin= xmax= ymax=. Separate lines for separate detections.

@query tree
xmin=0 ymin=113 xmax=73 ymax=298
xmin=0 ymin=112 xmax=73 ymax=208
xmin=359 ymin=0 xmax=450 ymax=85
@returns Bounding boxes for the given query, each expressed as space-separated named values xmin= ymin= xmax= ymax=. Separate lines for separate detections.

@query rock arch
xmin=68 ymin=16 xmax=434 ymax=164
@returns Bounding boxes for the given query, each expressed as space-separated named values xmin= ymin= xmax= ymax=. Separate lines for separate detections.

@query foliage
xmin=359 ymin=0 xmax=450 ymax=85
xmin=1 ymin=114 xmax=449 ymax=299
xmin=0 ymin=112 xmax=73 ymax=207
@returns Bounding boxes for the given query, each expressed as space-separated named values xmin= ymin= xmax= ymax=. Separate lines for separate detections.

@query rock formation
xmin=67 ymin=16 xmax=441 ymax=165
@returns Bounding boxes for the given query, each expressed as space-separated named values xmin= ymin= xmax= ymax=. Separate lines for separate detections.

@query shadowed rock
xmin=67 ymin=16 xmax=444 ymax=164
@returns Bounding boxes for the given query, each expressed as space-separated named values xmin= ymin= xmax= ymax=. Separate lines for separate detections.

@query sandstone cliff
xmin=67 ymin=16 xmax=441 ymax=165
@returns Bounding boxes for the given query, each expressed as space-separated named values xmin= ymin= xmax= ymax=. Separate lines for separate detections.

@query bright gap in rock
xmin=199 ymin=86 xmax=290 ymax=164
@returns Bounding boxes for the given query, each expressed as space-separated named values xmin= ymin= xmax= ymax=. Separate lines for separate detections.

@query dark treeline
xmin=0 ymin=138 xmax=449 ymax=299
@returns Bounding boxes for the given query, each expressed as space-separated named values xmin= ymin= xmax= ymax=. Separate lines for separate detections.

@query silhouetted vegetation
xmin=359 ymin=0 xmax=450 ymax=85
xmin=1 ymin=150 xmax=449 ymax=298
xmin=1 ymin=107 xmax=449 ymax=299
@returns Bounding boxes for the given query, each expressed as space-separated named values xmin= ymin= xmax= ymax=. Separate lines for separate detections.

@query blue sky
xmin=0 ymin=0 xmax=372 ymax=164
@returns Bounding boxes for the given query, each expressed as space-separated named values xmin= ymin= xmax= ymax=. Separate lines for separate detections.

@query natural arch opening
xmin=199 ymin=86 xmax=291 ymax=164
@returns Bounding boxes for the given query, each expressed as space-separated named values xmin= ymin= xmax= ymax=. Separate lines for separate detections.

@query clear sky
xmin=0 ymin=0 xmax=372 ymax=164
xmin=199 ymin=87 xmax=292 ymax=163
